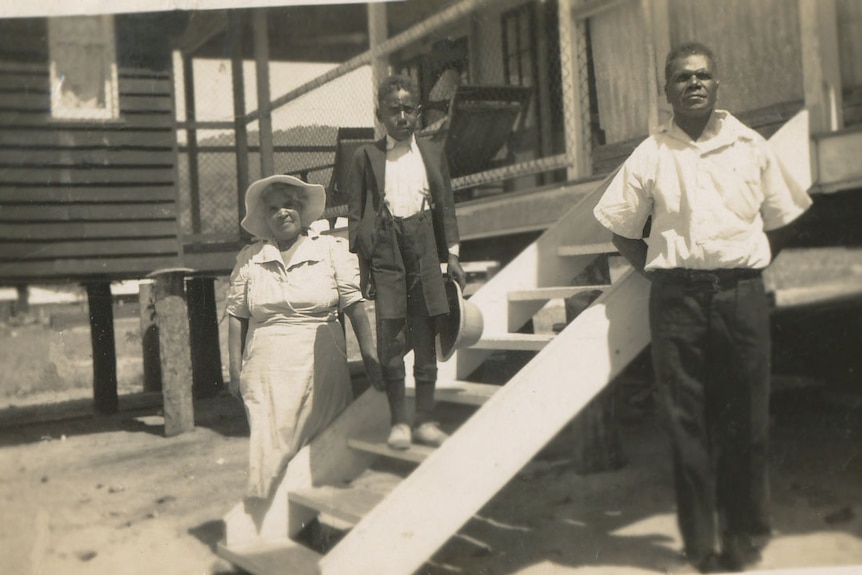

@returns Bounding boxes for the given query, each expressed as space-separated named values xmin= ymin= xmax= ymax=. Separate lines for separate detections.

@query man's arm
xmin=612 ymin=234 xmax=649 ymax=277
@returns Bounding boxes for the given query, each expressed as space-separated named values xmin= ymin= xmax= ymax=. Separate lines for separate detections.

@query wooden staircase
xmin=217 ymin=111 xmax=813 ymax=575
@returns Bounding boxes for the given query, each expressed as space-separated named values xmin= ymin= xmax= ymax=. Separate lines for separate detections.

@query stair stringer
xmin=222 ymin=388 xmax=390 ymax=547
xmin=446 ymin=172 xmax=618 ymax=381
xmin=319 ymin=269 xmax=652 ymax=575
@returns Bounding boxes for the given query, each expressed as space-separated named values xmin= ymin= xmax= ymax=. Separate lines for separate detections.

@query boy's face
xmin=377 ymin=88 xmax=420 ymax=141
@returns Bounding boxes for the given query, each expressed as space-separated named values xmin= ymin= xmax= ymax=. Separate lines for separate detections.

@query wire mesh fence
xmin=175 ymin=0 xmax=583 ymax=245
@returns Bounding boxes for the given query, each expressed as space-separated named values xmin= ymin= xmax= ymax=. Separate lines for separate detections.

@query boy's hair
xmin=377 ymin=74 xmax=419 ymax=107
xmin=664 ymin=42 xmax=716 ymax=83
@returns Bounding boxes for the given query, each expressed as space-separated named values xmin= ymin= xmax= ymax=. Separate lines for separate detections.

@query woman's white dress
xmin=226 ymin=233 xmax=363 ymax=498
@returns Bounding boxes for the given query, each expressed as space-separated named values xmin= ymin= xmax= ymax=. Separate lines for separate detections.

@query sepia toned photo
xmin=1 ymin=1 xmax=861 ymax=574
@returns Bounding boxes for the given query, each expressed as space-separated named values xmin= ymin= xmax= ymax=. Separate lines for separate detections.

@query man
xmin=594 ymin=43 xmax=811 ymax=573
xmin=347 ymin=74 xmax=466 ymax=450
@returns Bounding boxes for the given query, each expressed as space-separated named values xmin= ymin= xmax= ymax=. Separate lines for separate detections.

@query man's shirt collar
xmin=385 ymin=133 xmax=416 ymax=151
xmin=657 ymin=109 xmax=753 ymax=152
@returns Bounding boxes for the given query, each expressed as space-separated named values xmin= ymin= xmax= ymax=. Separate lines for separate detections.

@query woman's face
xmin=262 ymin=185 xmax=305 ymax=242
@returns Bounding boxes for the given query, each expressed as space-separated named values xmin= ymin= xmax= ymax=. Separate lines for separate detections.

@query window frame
xmin=47 ymin=15 xmax=120 ymax=122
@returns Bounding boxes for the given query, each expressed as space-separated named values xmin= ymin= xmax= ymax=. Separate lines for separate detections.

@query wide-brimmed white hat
xmin=436 ymin=279 xmax=484 ymax=362
xmin=240 ymin=174 xmax=326 ymax=239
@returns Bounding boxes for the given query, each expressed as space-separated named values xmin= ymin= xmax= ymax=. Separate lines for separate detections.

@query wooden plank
xmin=0 ymin=203 xmax=174 ymax=223
xmin=289 ymin=486 xmax=385 ymax=527
xmin=0 ymin=74 xmax=49 ymax=92
xmin=0 ymin=220 xmax=179 ymax=239
xmin=216 ymin=540 xmax=321 ymax=575
xmin=0 ymin=185 xmax=176 ymax=203
xmin=0 ymin=166 xmax=176 ymax=185
xmin=0 ymin=148 xmax=176 ymax=166
xmin=470 ymin=333 xmax=554 ymax=351
xmin=455 ymin=177 xmax=601 ymax=241
xmin=347 ymin=437 xmax=434 ymax=464
xmin=0 ymin=129 xmax=174 ymax=148
xmin=773 ymin=282 xmax=862 ymax=309
xmin=816 ymin=127 xmax=862 ymax=192
xmin=0 ymin=92 xmax=50 ymax=111
xmin=118 ymin=95 xmax=174 ymax=113
xmin=1 ymin=238 xmax=179 ymax=260
xmin=557 ymin=241 xmax=617 ymax=256
xmin=410 ymin=380 xmax=498 ymax=407
xmin=508 ymin=285 xmax=611 ymax=302
xmin=0 ymin=255 xmax=183 ymax=280
xmin=118 ymin=77 xmax=173 ymax=96
xmin=0 ymin=112 xmax=173 ymax=129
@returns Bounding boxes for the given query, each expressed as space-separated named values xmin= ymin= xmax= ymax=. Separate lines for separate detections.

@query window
xmin=502 ymin=4 xmax=535 ymax=89
xmin=48 ymin=15 xmax=119 ymax=120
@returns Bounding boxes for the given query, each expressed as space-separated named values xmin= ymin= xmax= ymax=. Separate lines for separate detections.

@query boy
xmin=347 ymin=74 xmax=466 ymax=450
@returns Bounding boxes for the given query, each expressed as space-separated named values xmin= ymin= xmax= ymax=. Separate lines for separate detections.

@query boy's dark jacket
xmin=346 ymin=135 xmax=459 ymax=267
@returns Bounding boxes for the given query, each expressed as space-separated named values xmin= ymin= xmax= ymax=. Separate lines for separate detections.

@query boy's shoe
xmin=387 ymin=424 xmax=412 ymax=450
xmin=413 ymin=422 xmax=449 ymax=447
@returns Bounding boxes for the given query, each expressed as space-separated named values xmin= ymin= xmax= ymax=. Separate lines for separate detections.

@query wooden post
xmin=182 ymin=52 xmax=202 ymax=234
xmin=85 ymin=282 xmax=118 ymax=414
xmin=138 ymin=280 xmax=162 ymax=393
xmin=230 ymin=13 xmax=250 ymax=235
xmin=367 ymin=2 xmax=388 ymax=139
xmin=14 ymin=285 xmax=29 ymax=317
xmin=558 ymin=0 xmax=591 ymax=179
xmin=187 ymin=277 xmax=224 ymax=398
xmin=643 ymin=0 xmax=672 ymax=131
xmin=252 ymin=8 xmax=274 ymax=178
xmin=151 ymin=269 xmax=195 ymax=436
xmin=799 ymin=0 xmax=844 ymax=134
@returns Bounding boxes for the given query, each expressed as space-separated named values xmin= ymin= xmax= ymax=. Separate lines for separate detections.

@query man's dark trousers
xmin=649 ymin=270 xmax=772 ymax=561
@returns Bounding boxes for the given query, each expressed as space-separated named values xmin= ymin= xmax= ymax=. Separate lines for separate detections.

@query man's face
xmin=665 ymin=54 xmax=719 ymax=119
xmin=377 ymin=88 xmax=420 ymax=141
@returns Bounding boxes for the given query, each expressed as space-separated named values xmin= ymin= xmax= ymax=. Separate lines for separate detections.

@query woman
xmin=227 ymin=174 xmax=381 ymax=500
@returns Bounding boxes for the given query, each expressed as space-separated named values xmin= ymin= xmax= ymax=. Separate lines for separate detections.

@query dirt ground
xmin=1 ymin=373 xmax=862 ymax=575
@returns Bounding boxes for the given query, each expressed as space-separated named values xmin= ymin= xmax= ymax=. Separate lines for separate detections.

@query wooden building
xmin=1 ymin=1 xmax=861 ymax=571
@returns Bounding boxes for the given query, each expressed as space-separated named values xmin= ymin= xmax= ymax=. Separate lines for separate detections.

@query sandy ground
xmin=1 ymin=375 xmax=862 ymax=575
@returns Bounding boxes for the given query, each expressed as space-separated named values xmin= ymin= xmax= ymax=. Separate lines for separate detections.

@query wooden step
xmin=347 ymin=436 xmax=435 ymax=464
xmin=408 ymin=380 xmax=500 ymax=406
xmin=471 ymin=333 xmax=555 ymax=351
xmin=289 ymin=484 xmax=386 ymax=527
xmin=507 ymin=285 xmax=611 ymax=302
xmin=217 ymin=539 xmax=321 ymax=575
xmin=556 ymin=241 xmax=617 ymax=256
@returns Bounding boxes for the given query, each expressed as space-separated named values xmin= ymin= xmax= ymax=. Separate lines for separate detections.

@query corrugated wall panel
xmin=590 ymin=1 xmax=652 ymax=144
xmin=668 ymin=0 xmax=803 ymax=115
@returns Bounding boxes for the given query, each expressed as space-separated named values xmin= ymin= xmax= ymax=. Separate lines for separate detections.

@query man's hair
xmin=377 ymin=74 xmax=419 ymax=106
xmin=664 ymin=42 xmax=716 ymax=84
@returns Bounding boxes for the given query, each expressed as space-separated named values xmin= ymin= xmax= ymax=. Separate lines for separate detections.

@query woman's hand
xmin=227 ymin=314 xmax=248 ymax=401
xmin=344 ymin=301 xmax=385 ymax=392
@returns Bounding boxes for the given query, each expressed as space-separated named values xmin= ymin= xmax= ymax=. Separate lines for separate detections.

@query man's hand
xmin=447 ymin=254 xmax=466 ymax=291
